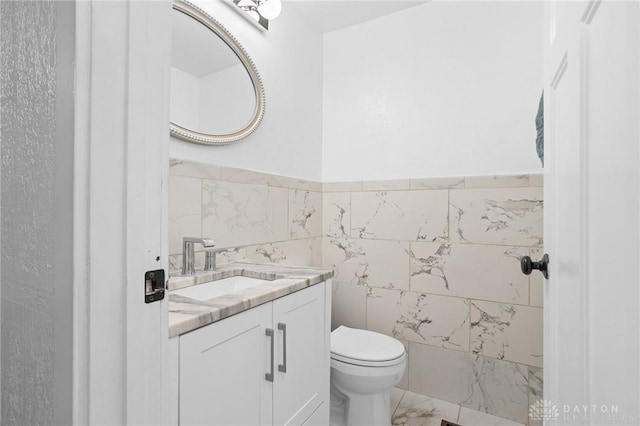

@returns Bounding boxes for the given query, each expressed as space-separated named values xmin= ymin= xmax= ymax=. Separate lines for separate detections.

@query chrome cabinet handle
xmin=278 ymin=323 xmax=287 ymax=373
xmin=265 ymin=328 xmax=274 ymax=382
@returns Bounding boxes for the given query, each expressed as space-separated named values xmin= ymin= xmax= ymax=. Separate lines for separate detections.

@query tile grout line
xmin=391 ymin=388 xmax=406 ymax=420
xmin=326 ymin=281 xmax=541 ymax=310
xmin=320 ymin=235 xmax=543 ymax=249
xmin=174 ymin=167 xmax=541 ymax=193
xmin=397 ymin=339 xmax=543 ymax=369
xmin=468 ymin=296 xmax=472 ymax=357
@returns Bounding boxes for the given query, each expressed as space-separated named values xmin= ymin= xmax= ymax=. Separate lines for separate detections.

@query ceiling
xmin=285 ymin=0 xmax=429 ymax=33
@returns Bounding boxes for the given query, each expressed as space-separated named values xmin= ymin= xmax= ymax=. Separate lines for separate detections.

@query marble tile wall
xmin=323 ymin=174 xmax=544 ymax=425
xmin=168 ymin=161 xmax=544 ymax=424
xmin=168 ymin=160 xmax=323 ymax=274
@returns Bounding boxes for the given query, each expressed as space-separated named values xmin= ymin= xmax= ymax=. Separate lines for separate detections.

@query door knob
xmin=521 ymin=254 xmax=549 ymax=279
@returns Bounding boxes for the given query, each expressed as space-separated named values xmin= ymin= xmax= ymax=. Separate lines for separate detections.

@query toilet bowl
xmin=329 ymin=326 xmax=407 ymax=426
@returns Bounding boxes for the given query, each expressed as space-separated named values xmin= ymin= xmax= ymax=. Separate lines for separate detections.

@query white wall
xmin=322 ymin=1 xmax=544 ymax=181
xmin=170 ymin=0 xmax=324 ymax=181
xmin=199 ymin=64 xmax=256 ymax=134
xmin=171 ymin=67 xmax=200 ymax=130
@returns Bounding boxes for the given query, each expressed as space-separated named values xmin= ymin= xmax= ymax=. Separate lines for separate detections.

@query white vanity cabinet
xmin=179 ymin=302 xmax=273 ymax=425
xmin=174 ymin=281 xmax=330 ymax=426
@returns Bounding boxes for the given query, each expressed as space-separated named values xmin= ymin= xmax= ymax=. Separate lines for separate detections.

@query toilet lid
xmin=330 ymin=326 xmax=405 ymax=364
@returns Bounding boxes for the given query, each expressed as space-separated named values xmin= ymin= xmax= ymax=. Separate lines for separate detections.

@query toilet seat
xmin=330 ymin=326 xmax=406 ymax=367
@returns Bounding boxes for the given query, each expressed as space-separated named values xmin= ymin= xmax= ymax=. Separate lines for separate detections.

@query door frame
xmin=544 ymin=0 xmax=640 ymax=423
xmin=73 ymin=1 xmax=171 ymax=423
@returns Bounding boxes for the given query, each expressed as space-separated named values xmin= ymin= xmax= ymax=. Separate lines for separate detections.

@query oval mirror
xmin=171 ymin=0 xmax=265 ymax=145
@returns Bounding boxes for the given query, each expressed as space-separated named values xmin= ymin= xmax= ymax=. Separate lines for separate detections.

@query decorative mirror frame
xmin=171 ymin=0 xmax=265 ymax=145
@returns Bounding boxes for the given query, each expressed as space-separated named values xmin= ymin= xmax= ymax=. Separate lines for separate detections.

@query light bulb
xmin=257 ymin=0 xmax=281 ymax=20
xmin=237 ymin=0 xmax=256 ymax=8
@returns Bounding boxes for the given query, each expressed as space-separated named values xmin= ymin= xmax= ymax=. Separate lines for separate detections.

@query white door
xmin=73 ymin=1 xmax=172 ymax=424
xmin=273 ymin=284 xmax=327 ymax=426
xmin=544 ymin=1 xmax=640 ymax=424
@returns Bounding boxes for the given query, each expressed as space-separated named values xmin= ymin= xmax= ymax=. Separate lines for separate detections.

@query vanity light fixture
xmin=231 ymin=0 xmax=282 ymax=30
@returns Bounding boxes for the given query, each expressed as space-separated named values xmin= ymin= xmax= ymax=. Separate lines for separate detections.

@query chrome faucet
xmin=182 ymin=237 xmax=215 ymax=275
xmin=203 ymin=248 xmax=218 ymax=272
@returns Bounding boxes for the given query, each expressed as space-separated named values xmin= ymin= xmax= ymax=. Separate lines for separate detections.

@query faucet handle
xmin=201 ymin=238 xmax=215 ymax=247
xmin=203 ymin=248 xmax=221 ymax=271
xmin=182 ymin=237 xmax=216 ymax=275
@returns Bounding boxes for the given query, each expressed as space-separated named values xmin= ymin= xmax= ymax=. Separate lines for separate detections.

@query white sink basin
xmin=171 ymin=276 xmax=271 ymax=301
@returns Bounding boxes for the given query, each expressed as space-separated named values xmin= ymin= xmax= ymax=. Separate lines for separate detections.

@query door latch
xmin=145 ymin=269 xmax=166 ymax=303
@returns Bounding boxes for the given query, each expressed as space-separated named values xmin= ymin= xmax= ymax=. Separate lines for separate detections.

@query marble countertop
xmin=168 ymin=261 xmax=333 ymax=338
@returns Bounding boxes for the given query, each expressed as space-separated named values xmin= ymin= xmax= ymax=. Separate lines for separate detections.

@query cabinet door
xmin=273 ymin=283 xmax=327 ymax=425
xmin=301 ymin=402 xmax=328 ymax=426
xmin=179 ymin=303 xmax=273 ymax=426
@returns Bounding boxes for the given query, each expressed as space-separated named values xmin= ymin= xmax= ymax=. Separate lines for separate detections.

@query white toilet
xmin=329 ymin=326 xmax=407 ymax=426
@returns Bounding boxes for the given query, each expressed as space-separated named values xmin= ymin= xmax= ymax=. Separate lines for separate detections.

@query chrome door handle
xmin=521 ymin=254 xmax=549 ymax=279
xmin=277 ymin=323 xmax=287 ymax=373
xmin=265 ymin=328 xmax=274 ymax=382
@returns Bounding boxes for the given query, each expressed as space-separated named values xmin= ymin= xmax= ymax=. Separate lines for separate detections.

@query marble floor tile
xmin=392 ymin=390 xmax=460 ymax=426
xmin=386 ymin=387 xmax=533 ymax=426
xmin=458 ymin=406 xmax=525 ymax=426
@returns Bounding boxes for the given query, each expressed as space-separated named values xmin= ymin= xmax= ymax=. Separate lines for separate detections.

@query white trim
xmin=72 ymin=1 xmax=171 ymax=423
xmin=581 ymin=0 xmax=602 ymax=25
xmin=125 ymin=1 xmax=171 ymax=423
xmin=550 ymin=51 xmax=568 ymax=90
xmin=578 ymin=23 xmax=592 ymax=414
xmin=73 ymin=0 xmax=92 ymax=423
